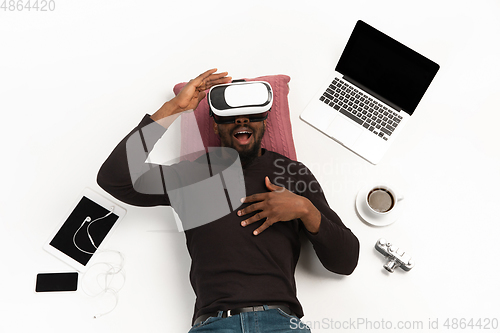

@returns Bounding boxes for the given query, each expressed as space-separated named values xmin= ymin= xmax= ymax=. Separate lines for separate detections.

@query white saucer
xmin=355 ymin=186 xmax=404 ymax=227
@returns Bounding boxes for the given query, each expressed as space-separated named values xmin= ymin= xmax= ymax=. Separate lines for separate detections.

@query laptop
xmin=300 ymin=20 xmax=439 ymax=164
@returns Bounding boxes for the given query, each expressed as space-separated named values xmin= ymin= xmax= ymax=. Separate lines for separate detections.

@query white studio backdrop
xmin=1 ymin=1 xmax=499 ymax=332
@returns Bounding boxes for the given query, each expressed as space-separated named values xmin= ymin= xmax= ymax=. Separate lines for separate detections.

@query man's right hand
xmin=173 ymin=68 xmax=232 ymax=112
xmin=151 ymin=68 xmax=231 ymax=124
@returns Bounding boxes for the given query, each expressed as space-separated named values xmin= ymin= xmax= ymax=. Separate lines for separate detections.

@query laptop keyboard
xmin=319 ymin=77 xmax=402 ymax=140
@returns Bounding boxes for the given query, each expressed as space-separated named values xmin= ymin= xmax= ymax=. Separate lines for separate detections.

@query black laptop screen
xmin=335 ymin=20 xmax=440 ymax=115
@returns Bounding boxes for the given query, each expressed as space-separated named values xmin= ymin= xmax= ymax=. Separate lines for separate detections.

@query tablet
xmin=43 ymin=188 xmax=126 ymax=272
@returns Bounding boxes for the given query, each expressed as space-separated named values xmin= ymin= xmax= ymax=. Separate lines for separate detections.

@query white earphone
xmin=73 ymin=206 xmax=115 ymax=255
xmin=80 ymin=250 xmax=125 ymax=319
xmin=72 ymin=206 xmax=124 ymax=318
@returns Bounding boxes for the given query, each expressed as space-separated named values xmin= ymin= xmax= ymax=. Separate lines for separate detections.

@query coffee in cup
xmin=367 ymin=188 xmax=395 ymax=213
xmin=364 ymin=185 xmax=403 ymax=215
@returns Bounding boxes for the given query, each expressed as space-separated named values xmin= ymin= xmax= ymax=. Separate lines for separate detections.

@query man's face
xmin=214 ymin=116 xmax=266 ymax=165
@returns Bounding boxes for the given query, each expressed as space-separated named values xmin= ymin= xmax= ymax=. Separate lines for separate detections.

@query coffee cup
xmin=365 ymin=185 xmax=404 ymax=216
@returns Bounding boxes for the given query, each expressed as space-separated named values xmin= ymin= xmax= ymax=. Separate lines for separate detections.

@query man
xmin=97 ymin=69 xmax=359 ymax=332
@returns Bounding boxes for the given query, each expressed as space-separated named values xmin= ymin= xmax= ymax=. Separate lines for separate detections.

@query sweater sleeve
xmin=298 ymin=164 xmax=360 ymax=275
xmin=96 ymin=114 xmax=171 ymax=207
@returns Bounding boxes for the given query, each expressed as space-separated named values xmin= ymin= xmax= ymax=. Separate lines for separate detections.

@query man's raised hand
xmin=151 ymin=69 xmax=231 ymax=124
xmin=173 ymin=68 xmax=232 ymax=113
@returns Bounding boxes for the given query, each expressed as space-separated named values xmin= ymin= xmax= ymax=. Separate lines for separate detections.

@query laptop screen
xmin=336 ymin=20 xmax=440 ymax=115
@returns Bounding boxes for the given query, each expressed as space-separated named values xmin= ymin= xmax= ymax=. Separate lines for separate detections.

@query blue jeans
xmin=188 ymin=306 xmax=312 ymax=332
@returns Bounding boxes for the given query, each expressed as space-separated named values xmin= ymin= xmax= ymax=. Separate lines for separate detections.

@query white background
xmin=1 ymin=1 xmax=499 ymax=332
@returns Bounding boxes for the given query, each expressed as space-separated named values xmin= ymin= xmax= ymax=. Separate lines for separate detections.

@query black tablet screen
xmin=49 ymin=196 xmax=118 ymax=265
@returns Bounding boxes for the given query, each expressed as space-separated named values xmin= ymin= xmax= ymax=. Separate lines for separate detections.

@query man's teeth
xmin=235 ymin=131 xmax=251 ymax=135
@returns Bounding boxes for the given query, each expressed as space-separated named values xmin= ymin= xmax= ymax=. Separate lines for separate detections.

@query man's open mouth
xmin=233 ymin=129 xmax=253 ymax=145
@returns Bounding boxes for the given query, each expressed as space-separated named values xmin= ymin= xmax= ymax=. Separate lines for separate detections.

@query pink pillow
xmin=173 ymin=74 xmax=297 ymax=161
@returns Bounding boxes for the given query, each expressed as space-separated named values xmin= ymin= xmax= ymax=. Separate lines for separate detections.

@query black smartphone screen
xmin=35 ymin=272 xmax=78 ymax=292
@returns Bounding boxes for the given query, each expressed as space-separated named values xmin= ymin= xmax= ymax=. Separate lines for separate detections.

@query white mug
xmin=365 ymin=185 xmax=404 ymax=216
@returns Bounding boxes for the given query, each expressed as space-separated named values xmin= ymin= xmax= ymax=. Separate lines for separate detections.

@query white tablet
xmin=43 ymin=188 xmax=126 ymax=272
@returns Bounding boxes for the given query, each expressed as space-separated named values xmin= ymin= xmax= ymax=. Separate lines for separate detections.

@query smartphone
xmin=35 ymin=272 xmax=79 ymax=292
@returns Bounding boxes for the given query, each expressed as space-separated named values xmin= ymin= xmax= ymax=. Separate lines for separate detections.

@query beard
xmin=237 ymin=138 xmax=262 ymax=166
xmin=217 ymin=123 xmax=265 ymax=167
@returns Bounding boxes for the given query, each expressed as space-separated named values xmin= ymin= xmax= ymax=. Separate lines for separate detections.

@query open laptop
xmin=300 ymin=20 xmax=439 ymax=164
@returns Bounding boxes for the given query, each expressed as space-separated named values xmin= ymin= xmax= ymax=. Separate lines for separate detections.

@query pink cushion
xmin=174 ymin=74 xmax=296 ymax=161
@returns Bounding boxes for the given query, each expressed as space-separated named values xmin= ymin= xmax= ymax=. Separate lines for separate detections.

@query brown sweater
xmin=97 ymin=115 xmax=359 ymax=324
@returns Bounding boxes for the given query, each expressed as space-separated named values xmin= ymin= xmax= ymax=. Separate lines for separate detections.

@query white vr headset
xmin=208 ymin=80 xmax=273 ymax=124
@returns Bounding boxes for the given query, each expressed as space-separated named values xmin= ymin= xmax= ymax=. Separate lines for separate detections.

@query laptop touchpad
xmin=325 ymin=116 xmax=362 ymax=146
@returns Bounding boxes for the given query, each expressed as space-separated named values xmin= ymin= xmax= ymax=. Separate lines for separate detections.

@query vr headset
xmin=208 ymin=80 xmax=273 ymax=124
